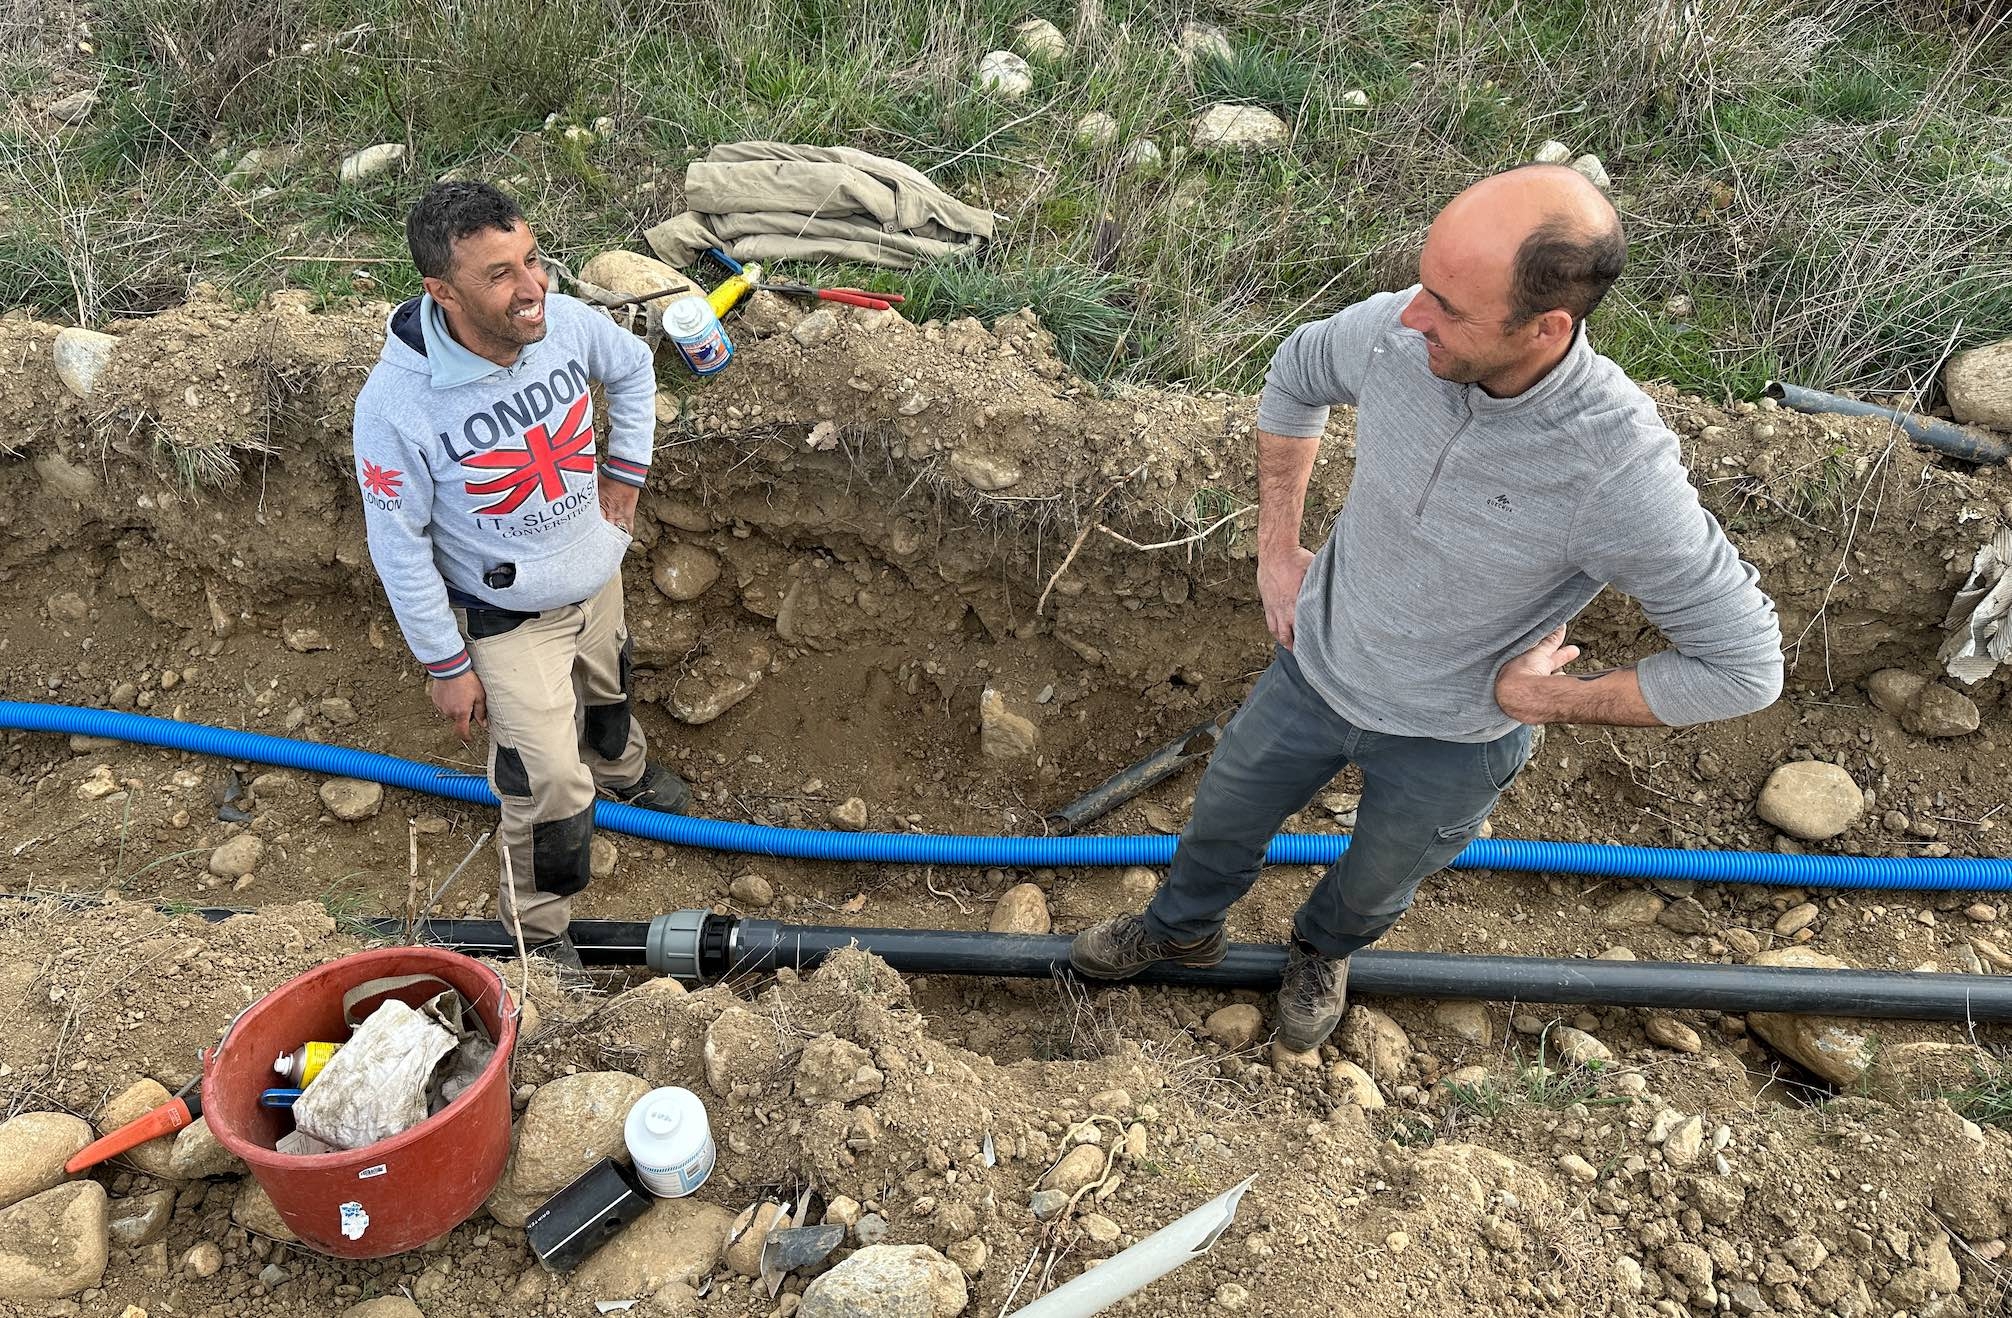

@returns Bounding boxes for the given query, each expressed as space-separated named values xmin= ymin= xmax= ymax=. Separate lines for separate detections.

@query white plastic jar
xmin=623 ymin=1087 xmax=716 ymax=1197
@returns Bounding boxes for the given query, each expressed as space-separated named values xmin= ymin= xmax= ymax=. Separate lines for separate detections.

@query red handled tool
xmin=759 ymin=281 xmax=906 ymax=311
xmin=65 ymin=1076 xmax=202 ymax=1174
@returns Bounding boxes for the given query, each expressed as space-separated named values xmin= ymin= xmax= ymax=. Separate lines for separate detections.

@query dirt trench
xmin=1 ymin=290 xmax=2011 ymax=1316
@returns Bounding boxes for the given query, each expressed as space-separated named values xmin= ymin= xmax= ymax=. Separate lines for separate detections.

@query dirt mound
xmin=3 ymin=897 xmax=2009 ymax=1316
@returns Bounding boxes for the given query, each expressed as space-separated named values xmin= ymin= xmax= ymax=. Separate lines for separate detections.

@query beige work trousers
xmin=462 ymin=574 xmax=647 ymax=942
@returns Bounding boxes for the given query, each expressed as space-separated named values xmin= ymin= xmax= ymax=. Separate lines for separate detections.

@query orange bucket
xmin=203 ymin=947 xmax=517 ymax=1257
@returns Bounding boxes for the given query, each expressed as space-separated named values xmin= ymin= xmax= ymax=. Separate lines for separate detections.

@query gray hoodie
xmin=1258 ymin=288 xmax=1783 ymax=741
xmin=353 ymin=292 xmax=656 ymax=680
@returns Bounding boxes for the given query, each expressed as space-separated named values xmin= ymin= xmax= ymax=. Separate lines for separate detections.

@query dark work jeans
xmin=1143 ymin=647 xmax=1533 ymax=960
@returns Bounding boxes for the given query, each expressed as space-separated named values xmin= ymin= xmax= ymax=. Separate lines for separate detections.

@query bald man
xmin=1071 ymin=166 xmax=1783 ymax=1052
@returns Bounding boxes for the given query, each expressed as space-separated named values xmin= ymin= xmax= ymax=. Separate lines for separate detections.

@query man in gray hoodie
xmin=1071 ymin=165 xmax=1783 ymax=1051
xmin=353 ymin=182 xmax=689 ymax=966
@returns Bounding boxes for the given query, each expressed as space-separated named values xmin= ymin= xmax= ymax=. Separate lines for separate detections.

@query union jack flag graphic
xmin=360 ymin=460 xmax=403 ymax=498
xmin=461 ymin=393 xmax=596 ymax=515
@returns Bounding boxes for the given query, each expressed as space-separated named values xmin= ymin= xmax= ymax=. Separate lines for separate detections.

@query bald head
xmin=1399 ymin=166 xmax=1627 ymax=394
xmin=1435 ymin=165 xmax=1626 ymax=327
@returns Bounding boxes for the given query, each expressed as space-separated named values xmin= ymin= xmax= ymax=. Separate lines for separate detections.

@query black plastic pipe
xmin=1047 ymin=708 xmax=1234 ymax=834
xmin=194 ymin=908 xmax=2012 ymax=1023
xmin=1765 ymin=381 xmax=2011 ymax=464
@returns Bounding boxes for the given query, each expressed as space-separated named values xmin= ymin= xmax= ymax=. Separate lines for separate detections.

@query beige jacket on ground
xmin=645 ymin=141 xmax=995 ymax=270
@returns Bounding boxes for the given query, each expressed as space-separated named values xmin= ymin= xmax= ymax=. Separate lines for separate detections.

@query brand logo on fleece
xmin=1488 ymin=493 xmax=1512 ymax=511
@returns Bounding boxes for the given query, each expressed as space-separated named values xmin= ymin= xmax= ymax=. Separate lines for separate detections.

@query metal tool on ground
xmin=758 ymin=281 xmax=903 ymax=311
xmin=1048 ymin=707 xmax=1235 ymax=834
xmin=64 ymin=1075 xmax=202 ymax=1174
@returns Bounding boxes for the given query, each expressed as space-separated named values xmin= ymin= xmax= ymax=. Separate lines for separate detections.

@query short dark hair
xmin=1508 ymin=219 xmax=1627 ymax=327
xmin=406 ymin=182 xmax=525 ymax=280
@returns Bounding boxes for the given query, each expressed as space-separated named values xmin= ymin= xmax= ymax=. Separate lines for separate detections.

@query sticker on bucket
xmin=339 ymin=1201 xmax=369 ymax=1241
xmin=358 ymin=1164 xmax=387 ymax=1180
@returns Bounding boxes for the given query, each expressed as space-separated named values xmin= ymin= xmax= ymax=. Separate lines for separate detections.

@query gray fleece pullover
xmin=353 ymin=292 xmax=655 ymax=680
xmin=1258 ymin=288 xmax=1783 ymax=742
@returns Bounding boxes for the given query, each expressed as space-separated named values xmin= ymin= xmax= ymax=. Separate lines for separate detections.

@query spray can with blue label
xmin=662 ymin=294 xmax=734 ymax=376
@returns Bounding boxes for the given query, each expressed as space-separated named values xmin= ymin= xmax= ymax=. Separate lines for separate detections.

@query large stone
xmin=107 ymin=1188 xmax=176 ymax=1248
xmin=800 ymin=1244 xmax=968 ymax=1318
xmin=1945 ymin=337 xmax=2012 ymax=431
xmin=1339 ymin=1006 xmax=1412 ymax=1084
xmin=168 ymin=1117 xmax=245 ymax=1179
xmin=344 ymin=1299 xmax=425 ymax=1318
xmin=339 ymin=143 xmax=406 ymax=183
xmin=725 ymin=1200 xmax=789 ymax=1277
xmin=651 ymin=544 xmax=721 ymax=601
xmin=1192 ymin=104 xmax=1289 ymax=151
xmin=1549 ymin=1026 xmax=1614 ymax=1069
xmin=1012 ymin=17 xmax=1068 ymax=60
xmin=1074 ymin=111 xmax=1119 ymax=149
xmin=0 ymin=1113 xmax=90 ymax=1211
xmin=1866 ymin=668 xmax=1929 ymax=715
xmin=1755 ymin=761 xmax=1863 ymax=841
xmin=232 ymin=1180 xmax=298 ymax=1243
xmin=948 ymin=450 xmax=1023 ymax=492
xmin=976 ymin=50 xmax=1033 ymax=99
xmin=1203 ymin=1005 xmax=1264 ymax=1050
xmin=318 ymin=777 xmax=383 ymax=821
xmin=0 ymin=1182 xmax=107 ymax=1301
xmin=1328 ymin=1060 xmax=1385 ymax=1109
xmin=1177 ymin=21 xmax=1233 ymax=65
xmin=988 ymin=883 xmax=1051 ymax=934
xmin=53 ymin=328 xmax=118 ymax=400
xmin=1747 ymin=948 xmax=1878 ymax=1087
xmin=978 ymin=687 xmax=1039 ymax=760
xmin=578 ymin=249 xmax=697 ymax=303
xmin=1904 ymin=684 xmax=1981 ymax=738
xmin=95 ymin=1079 xmax=179 ymax=1179
xmin=1601 ymin=889 xmax=1666 ymax=927
xmin=44 ymin=89 xmax=98 ymax=126
xmin=208 ymin=834 xmax=265 ymax=879
xmin=1042 ymin=1144 xmax=1106 ymax=1196
xmin=795 ymin=1035 xmax=884 ymax=1105
xmin=512 ymin=1072 xmax=650 ymax=1198
xmin=572 ymin=1197 xmax=734 ymax=1298
xmin=1432 ymin=1001 xmax=1493 ymax=1046
xmin=1644 ymin=1017 xmax=1702 ymax=1054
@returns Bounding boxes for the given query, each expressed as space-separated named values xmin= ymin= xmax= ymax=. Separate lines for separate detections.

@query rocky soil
xmin=0 ymin=281 xmax=2010 ymax=1315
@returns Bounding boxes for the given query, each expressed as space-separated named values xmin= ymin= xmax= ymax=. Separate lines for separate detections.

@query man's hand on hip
xmin=1495 ymin=626 xmax=1662 ymax=727
xmin=599 ymin=475 xmax=640 ymax=533
xmin=1258 ymin=546 xmax=1316 ymax=650
xmin=431 ymin=671 xmax=488 ymax=743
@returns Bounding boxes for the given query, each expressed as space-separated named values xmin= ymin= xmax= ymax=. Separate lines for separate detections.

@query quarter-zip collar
xmin=1467 ymin=320 xmax=1594 ymax=417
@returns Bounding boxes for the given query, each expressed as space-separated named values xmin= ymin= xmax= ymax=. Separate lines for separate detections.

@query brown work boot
xmin=1275 ymin=939 xmax=1350 ymax=1052
xmin=1069 ymin=914 xmax=1226 ymax=980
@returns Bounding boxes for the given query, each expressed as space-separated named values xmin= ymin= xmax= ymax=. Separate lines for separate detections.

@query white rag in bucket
xmin=1940 ymin=524 xmax=2012 ymax=684
xmin=291 ymin=998 xmax=456 ymax=1151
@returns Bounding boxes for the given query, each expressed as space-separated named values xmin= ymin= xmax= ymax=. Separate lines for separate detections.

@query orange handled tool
xmin=65 ymin=1077 xmax=201 ymax=1174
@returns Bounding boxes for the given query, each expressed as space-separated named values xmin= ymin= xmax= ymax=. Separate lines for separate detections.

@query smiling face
xmin=1397 ymin=166 xmax=1605 ymax=396
xmin=1399 ymin=225 xmax=1536 ymax=388
xmin=423 ymin=220 xmax=550 ymax=366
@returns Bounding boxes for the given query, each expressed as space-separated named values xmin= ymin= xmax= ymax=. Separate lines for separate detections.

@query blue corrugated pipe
xmin=6 ymin=702 xmax=2007 ymax=890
